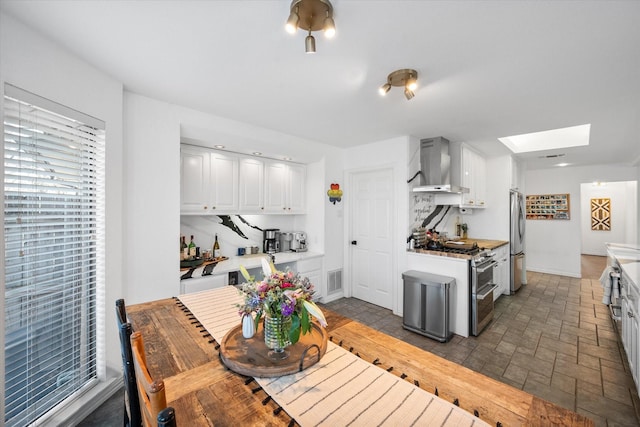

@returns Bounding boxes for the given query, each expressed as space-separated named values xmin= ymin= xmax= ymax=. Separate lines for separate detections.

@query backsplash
xmin=180 ymin=215 xmax=303 ymax=258
xmin=409 ymin=193 xmax=459 ymax=239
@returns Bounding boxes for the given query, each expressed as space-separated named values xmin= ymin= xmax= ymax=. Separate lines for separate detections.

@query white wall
xmin=525 ymin=164 xmax=638 ymax=277
xmin=343 ymin=136 xmax=410 ymax=315
xmin=466 ymin=155 xmax=513 ymax=242
xmin=580 ymin=181 xmax=637 ymax=255
xmin=123 ymin=93 xmax=181 ymax=303
xmin=1 ymin=10 xmax=124 ymax=420
xmin=123 ymin=93 xmax=344 ymax=304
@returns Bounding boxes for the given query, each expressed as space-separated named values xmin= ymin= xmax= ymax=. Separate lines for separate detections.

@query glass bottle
xmin=180 ymin=235 xmax=187 ymax=260
xmin=213 ymin=234 xmax=220 ymax=258
xmin=188 ymin=235 xmax=196 ymax=257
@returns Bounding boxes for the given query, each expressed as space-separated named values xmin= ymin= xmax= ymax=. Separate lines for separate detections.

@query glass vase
xmin=264 ymin=312 xmax=292 ymax=360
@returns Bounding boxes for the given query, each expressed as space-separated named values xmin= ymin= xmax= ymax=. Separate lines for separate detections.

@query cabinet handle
xmin=204 ymin=206 xmax=208 ymax=210
xmin=212 ymin=206 xmax=216 ymax=210
xmin=261 ymin=207 xmax=264 ymax=210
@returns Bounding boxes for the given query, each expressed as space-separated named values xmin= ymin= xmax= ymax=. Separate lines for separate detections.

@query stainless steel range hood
xmin=412 ymin=137 xmax=469 ymax=194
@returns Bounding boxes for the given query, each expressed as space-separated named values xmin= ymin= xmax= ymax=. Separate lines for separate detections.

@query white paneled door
xmin=350 ymin=168 xmax=394 ymax=309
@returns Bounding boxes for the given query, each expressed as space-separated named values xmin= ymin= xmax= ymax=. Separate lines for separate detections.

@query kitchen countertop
xmin=179 ymin=251 xmax=323 ymax=280
xmin=606 ymin=242 xmax=640 ymax=291
xmin=463 ymin=238 xmax=509 ymax=250
xmin=408 ymin=238 xmax=509 ymax=260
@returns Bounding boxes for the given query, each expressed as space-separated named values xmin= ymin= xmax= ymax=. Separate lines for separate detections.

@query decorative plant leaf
xmin=290 ymin=313 xmax=301 ymax=344
xmin=254 ymin=310 xmax=263 ymax=331
xmin=301 ymin=305 xmax=311 ymax=334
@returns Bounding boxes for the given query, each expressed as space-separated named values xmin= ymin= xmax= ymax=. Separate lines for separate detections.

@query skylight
xmin=498 ymin=124 xmax=591 ymax=153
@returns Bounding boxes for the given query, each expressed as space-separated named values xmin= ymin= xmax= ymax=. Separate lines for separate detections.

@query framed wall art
xmin=591 ymin=198 xmax=611 ymax=231
xmin=526 ymin=193 xmax=570 ymax=220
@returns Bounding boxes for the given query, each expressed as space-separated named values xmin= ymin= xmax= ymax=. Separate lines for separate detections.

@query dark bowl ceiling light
xmin=285 ymin=0 xmax=335 ymax=54
xmin=379 ymin=69 xmax=419 ymax=100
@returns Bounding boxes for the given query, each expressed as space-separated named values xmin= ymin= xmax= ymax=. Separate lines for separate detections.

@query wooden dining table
xmin=127 ymin=289 xmax=594 ymax=427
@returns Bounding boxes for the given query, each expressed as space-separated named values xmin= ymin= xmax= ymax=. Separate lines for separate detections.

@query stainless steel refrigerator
xmin=510 ymin=190 xmax=526 ymax=293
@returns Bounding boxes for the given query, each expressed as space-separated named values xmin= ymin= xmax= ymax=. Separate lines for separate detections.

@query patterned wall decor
xmin=591 ymin=198 xmax=611 ymax=231
xmin=526 ymin=194 xmax=570 ymax=220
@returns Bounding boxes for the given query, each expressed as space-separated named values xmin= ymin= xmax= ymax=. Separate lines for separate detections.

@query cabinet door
xmin=474 ymin=154 xmax=486 ymax=207
xmin=181 ymin=146 xmax=210 ymax=214
xmin=239 ymin=157 xmax=265 ymax=212
xmin=460 ymin=146 xmax=487 ymax=208
xmin=210 ymin=152 xmax=239 ymax=212
xmin=622 ymin=297 xmax=631 ymax=358
xmin=264 ymin=161 xmax=288 ymax=213
xmin=287 ymin=164 xmax=306 ymax=213
xmin=492 ymin=247 xmax=507 ymax=300
xmin=633 ymin=311 xmax=639 ymax=390
xmin=461 ymin=147 xmax=475 ymax=206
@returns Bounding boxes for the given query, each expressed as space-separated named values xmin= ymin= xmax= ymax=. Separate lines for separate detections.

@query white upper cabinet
xmin=180 ymin=145 xmax=239 ymax=214
xmin=181 ymin=146 xmax=211 ymax=214
xmin=509 ymin=156 xmax=522 ymax=191
xmin=181 ymin=144 xmax=306 ymax=215
xmin=460 ymin=145 xmax=487 ymax=208
xmin=264 ymin=160 xmax=306 ymax=213
xmin=264 ymin=161 xmax=288 ymax=212
xmin=238 ymin=157 xmax=265 ymax=213
xmin=210 ymin=151 xmax=239 ymax=212
xmin=287 ymin=163 xmax=306 ymax=213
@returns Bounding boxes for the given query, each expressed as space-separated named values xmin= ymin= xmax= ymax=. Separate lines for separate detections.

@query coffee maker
xmin=291 ymin=232 xmax=307 ymax=252
xmin=279 ymin=232 xmax=293 ymax=252
xmin=263 ymin=229 xmax=279 ymax=254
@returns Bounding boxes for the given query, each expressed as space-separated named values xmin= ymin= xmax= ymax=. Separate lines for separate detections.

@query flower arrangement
xmin=238 ymin=258 xmax=327 ymax=345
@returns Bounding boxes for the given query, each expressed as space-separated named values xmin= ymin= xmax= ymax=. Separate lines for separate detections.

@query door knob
xmin=351 ymin=240 xmax=357 ymax=245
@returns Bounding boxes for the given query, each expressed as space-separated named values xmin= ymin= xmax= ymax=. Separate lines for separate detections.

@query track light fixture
xmin=379 ymin=69 xmax=419 ymax=100
xmin=285 ymin=0 xmax=335 ymax=53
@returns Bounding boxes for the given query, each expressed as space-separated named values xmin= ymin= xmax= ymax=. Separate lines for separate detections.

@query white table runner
xmin=179 ymin=287 xmax=489 ymax=427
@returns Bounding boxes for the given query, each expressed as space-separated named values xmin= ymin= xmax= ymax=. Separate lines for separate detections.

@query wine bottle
xmin=188 ymin=235 xmax=196 ymax=257
xmin=180 ymin=235 xmax=187 ymax=260
xmin=213 ymin=234 xmax=220 ymax=259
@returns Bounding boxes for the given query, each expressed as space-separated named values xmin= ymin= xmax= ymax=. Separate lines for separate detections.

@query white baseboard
xmin=320 ymin=292 xmax=344 ymax=304
xmin=526 ymin=266 xmax=582 ymax=278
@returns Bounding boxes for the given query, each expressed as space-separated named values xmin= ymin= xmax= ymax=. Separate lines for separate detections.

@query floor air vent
xmin=328 ymin=269 xmax=342 ymax=294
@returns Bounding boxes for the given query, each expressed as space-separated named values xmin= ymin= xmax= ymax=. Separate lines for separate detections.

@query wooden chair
xmin=130 ymin=330 xmax=168 ymax=427
xmin=156 ymin=407 xmax=176 ymax=427
xmin=116 ymin=299 xmax=142 ymax=427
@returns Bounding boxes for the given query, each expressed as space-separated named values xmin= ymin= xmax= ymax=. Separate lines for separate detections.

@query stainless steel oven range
xmin=471 ymin=251 xmax=499 ymax=336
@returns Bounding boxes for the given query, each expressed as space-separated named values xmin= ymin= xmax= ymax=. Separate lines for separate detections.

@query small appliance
xmin=263 ymin=229 xmax=280 ymax=254
xmin=279 ymin=232 xmax=293 ymax=252
xmin=291 ymin=232 xmax=307 ymax=252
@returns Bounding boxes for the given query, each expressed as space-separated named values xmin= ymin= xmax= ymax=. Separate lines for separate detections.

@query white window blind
xmin=3 ymin=84 xmax=105 ymax=426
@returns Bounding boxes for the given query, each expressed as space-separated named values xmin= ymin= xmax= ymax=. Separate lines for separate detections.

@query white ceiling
xmin=2 ymin=0 xmax=639 ymax=169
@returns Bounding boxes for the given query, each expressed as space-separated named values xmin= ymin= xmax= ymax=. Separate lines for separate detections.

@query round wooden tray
xmin=219 ymin=321 xmax=328 ymax=377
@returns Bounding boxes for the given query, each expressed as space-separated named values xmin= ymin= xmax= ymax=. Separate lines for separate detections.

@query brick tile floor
xmin=321 ymin=255 xmax=640 ymax=427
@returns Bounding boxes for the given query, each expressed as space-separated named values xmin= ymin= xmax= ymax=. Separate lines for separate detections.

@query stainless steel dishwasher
xmin=402 ymin=270 xmax=456 ymax=342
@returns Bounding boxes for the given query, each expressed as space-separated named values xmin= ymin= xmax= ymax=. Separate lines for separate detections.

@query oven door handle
xmin=477 ymin=283 xmax=499 ymax=300
xmin=476 ymin=261 xmax=499 ymax=273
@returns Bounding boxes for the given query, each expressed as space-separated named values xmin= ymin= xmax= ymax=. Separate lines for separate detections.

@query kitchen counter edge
xmin=606 ymin=243 xmax=640 ymax=292
xmin=180 ymin=251 xmax=324 ymax=280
